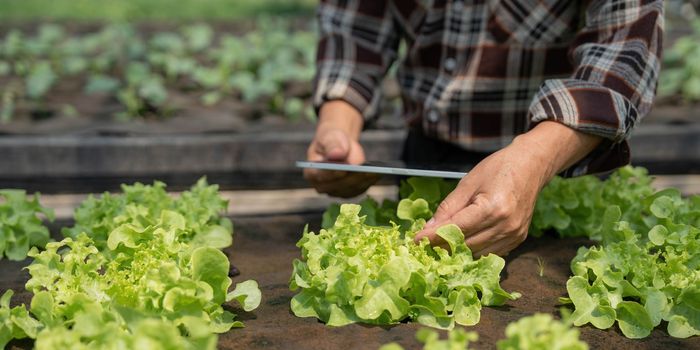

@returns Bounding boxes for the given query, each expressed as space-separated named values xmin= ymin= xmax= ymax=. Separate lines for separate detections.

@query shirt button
xmin=427 ymin=109 xmax=440 ymax=123
xmin=444 ymin=57 xmax=457 ymax=73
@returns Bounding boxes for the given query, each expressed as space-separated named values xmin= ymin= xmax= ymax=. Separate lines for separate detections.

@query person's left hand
xmin=413 ymin=138 xmax=554 ymax=257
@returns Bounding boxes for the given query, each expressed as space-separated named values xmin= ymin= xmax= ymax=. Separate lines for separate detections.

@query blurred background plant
xmin=660 ymin=19 xmax=700 ymax=103
xmin=660 ymin=1 xmax=700 ymax=104
xmin=0 ymin=0 xmax=699 ymax=125
xmin=0 ymin=0 xmax=317 ymax=123
xmin=0 ymin=0 xmax=315 ymax=22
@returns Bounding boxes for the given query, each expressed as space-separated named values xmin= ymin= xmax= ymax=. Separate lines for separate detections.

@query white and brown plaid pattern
xmin=313 ymin=0 xmax=663 ymax=175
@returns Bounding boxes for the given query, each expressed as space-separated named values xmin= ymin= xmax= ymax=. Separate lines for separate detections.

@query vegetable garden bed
xmin=2 ymin=212 xmax=698 ymax=349
xmin=2 ymin=6 xmax=699 ymax=350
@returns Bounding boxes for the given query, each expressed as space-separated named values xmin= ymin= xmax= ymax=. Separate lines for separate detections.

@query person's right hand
xmin=303 ymin=101 xmax=380 ymax=198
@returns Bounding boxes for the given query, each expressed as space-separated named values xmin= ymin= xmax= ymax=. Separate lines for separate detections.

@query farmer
xmin=303 ymin=1 xmax=663 ymax=257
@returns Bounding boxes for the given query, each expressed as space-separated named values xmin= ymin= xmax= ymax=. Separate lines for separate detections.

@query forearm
xmin=511 ymin=121 xmax=602 ymax=185
xmin=316 ymin=100 xmax=364 ymax=140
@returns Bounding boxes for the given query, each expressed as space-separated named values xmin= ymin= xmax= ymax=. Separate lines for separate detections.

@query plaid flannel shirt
xmin=313 ymin=0 xmax=664 ymax=175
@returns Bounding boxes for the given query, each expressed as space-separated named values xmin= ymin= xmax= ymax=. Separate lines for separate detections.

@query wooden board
xmin=0 ymin=114 xmax=698 ymax=193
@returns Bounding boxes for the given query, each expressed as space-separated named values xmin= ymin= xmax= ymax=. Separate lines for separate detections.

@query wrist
xmin=512 ymin=121 xmax=602 ymax=181
xmin=317 ymin=100 xmax=364 ymax=140
xmin=509 ymin=133 xmax=559 ymax=188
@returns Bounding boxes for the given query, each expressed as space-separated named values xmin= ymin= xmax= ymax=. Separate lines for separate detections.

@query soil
xmin=3 ymin=213 xmax=699 ymax=350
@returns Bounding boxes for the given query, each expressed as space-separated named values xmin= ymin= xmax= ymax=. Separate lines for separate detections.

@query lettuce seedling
xmin=0 ymin=290 xmax=42 ymax=349
xmin=534 ymin=167 xmax=700 ymax=338
xmin=291 ymin=204 xmax=519 ymax=329
xmin=497 ymin=313 xmax=588 ymax=350
xmin=379 ymin=328 xmax=478 ymax=350
xmin=0 ymin=189 xmax=54 ymax=261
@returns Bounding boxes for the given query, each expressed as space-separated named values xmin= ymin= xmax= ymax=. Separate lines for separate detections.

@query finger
xmin=305 ymin=148 xmax=348 ymax=182
xmin=448 ymin=203 xmax=496 ymax=237
xmin=313 ymin=171 xmax=374 ymax=191
xmin=414 ymin=199 xmax=493 ymax=244
xmin=309 ymin=169 xmax=375 ymax=189
xmin=317 ymin=130 xmax=350 ymax=162
xmin=325 ymin=176 xmax=377 ymax=198
xmin=463 ymin=229 xmax=500 ymax=255
xmin=472 ymin=236 xmax=518 ymax=258
xmin=304 ymin=167 xmax=348 ymax=183
xmin=468 ymin=224 xmax=525 ymax=257
xmin=426 ymin=178 xmax=478 ymax=227
xmin=315 ymin=173 xmax=379 ymax=198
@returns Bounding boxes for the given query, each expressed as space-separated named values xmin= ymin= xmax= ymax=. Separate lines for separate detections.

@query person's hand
xmin=413 ymin=142 xmax=548 ymax=257
xmin=414 ymin=121 xmax=602 ymax=257
xmin=303 ymin=101 xmax=380 ymax=198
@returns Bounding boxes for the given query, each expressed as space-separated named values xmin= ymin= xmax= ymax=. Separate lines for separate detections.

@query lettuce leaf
xmin=0 ymin=289 xmax=42 ymax=349
xmin=379 ymin=327 xmax=478 ymax=350
xmin=535 ymin=167 xmax=700 ymax=338
xmin=291 ymin=204 xmax=519 ymax=329
xmin=62 ymin=177 xmax=232 ymax=252
xmin=496 ymin=313 xmax=588 ymax=350
xmin=0 ymin=189 xmax=54 ymax=261
xmin=380 ymin=313 xmax=587 ymax=350
xmin=8 ymin=178 xmax=260 ymax=347
xmin=318 ymin=166 xmax=699 ymax=339
xmin=321 ymin=177 xmax=456 ymax=230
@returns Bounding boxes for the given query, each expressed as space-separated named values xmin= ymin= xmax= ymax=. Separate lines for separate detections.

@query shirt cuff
xmin=528 ymin=79 xmax=637 ymax=176
xmin=313 ymin=74 xmax=381 ymax=122
xmin=559 ymin=139 xmax=631 ymax=177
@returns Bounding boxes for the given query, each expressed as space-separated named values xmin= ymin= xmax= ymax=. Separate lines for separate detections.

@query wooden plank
xmin=38 ymin=185 xmax=400 ymax=220
xmin=0 ymin=130 xmax=404 ymax=192
xmin=629 ymin=124 xmax=700 ymax=174
xmin=0 ymin=122 xmax=697 ymax=193
xmin=0 ymin=131 xmax=404 ymax=176
xmin=30 ymin=174 xmax=700 ymax=221
xmin=652 ymin=175 xmax=700 ymax=195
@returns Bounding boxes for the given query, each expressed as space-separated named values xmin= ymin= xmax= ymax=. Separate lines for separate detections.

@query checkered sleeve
xmin=313 ymin=0 xmax=400 ymax=121
xmin=528 ymin=0 xmax=663 ymax=175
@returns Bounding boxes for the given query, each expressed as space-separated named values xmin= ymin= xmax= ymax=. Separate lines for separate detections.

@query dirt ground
xmin=3 ymin=213 xmax=699 ymax=350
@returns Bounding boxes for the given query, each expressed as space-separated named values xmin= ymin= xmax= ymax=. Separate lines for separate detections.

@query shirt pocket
xmin=485 ymin=0 xmax=580 ymax=46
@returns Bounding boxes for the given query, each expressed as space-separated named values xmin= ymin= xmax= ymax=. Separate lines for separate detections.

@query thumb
xmin=414 ymin=199 xmax=491 ymax=244
xmin=413 ymin=182 xmax=475 ymax=244
xmin=425 ymin=180 xmax=475 ymax=229
xmin=318 ymin=129 xmax=351 ymax=162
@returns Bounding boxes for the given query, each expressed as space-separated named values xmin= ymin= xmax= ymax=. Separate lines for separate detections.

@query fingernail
xmin=425 ymin=218 xmax=436 ymax=228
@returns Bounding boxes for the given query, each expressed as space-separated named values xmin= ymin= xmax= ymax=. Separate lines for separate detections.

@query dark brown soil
xmin=3 ymin=213 xmax=698 ymax=349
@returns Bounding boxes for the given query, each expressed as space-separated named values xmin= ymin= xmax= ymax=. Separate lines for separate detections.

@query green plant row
xmin=0 ymin=189 xmax=54 ymax=260
xmin=0 ymin=20 xmax=316 ymax=122
xmin=534 ymin=168 xmax=700 ymax=338
xmin=0 ymin=0 xmax=315 ymax=22
xmin=380 ymin=313 xmax=588 ymax=350
xmin=0 ymin=178 xmax=261 ymax=349
xmin=316 ymin=166 xmax=700 ymax=339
